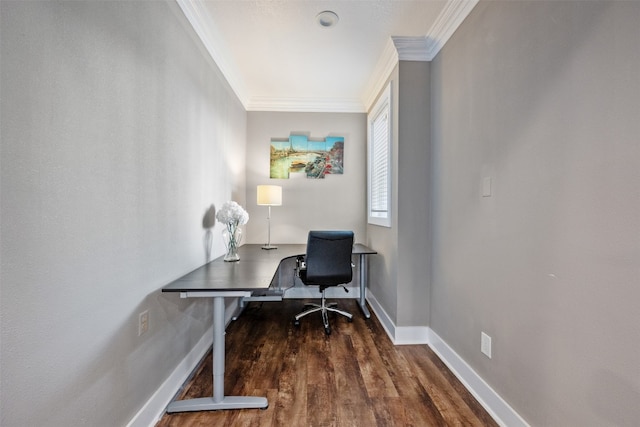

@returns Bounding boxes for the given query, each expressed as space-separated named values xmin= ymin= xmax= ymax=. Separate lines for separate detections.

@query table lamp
xmin=257 ymin=185 xmax=282 ymax=250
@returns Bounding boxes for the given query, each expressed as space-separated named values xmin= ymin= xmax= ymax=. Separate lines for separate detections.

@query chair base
xmin=294 ymin=291 xmax=353 ymax=335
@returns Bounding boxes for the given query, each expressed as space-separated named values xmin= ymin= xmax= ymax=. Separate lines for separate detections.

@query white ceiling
xmin=176 ymin=0 xmax=477 ymax=112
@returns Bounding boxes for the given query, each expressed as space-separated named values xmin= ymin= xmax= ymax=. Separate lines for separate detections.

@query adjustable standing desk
xmin=162 ymin=243 xmax=376 ymax=413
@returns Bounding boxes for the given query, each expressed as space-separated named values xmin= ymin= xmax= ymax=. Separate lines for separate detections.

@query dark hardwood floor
xmin=156 ymin=299 xmax=498 ymax=427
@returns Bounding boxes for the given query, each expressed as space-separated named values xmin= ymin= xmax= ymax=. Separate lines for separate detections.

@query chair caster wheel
xmin=325 ymin=327 xmax=331 ymax=335
xmin=261 ymin=405 xmax=269 ymax=410
xmin=347 ymin=317 xmax=353 ymax=323
xmin=294 ymin=319 xmax=300 ymax=327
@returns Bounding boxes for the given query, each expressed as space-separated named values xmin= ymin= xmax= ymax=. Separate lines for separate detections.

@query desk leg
xmin=358 ymin=254 xmax=371 ymax=319
xmin=166 ymin=296 xmax=268 ymax=413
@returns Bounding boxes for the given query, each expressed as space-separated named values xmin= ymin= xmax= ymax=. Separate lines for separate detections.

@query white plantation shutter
xmin=368 ymin=83 xmax=392 ymax=227
xmin=371 ymin=110 xmax=389 ymax=214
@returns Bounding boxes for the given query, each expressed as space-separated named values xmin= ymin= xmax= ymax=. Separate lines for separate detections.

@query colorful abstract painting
xmin=270 ymin=135 xmax=344 ymax=179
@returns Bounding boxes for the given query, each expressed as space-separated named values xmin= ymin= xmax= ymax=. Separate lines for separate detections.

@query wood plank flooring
xmin=156 ymin=299 xmax=498 ymax=427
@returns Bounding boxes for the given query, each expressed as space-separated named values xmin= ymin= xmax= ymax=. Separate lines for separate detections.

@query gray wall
xmin=245 ymin=112 xmax=367 ymax=245
xmin=367 ymin=61 xmax=431 ymax=328
xmin=0 ymin=1 xmax=246 ymax=426
xmin=430 ymin=1 xmax=640 ymax=426
xmin=397 ymin=61 xmax=431 ymax=327
xmin=367 ymin=67 xmax=400 ymax=323
xmin=3 ymin=1 xmax=639 ymax=426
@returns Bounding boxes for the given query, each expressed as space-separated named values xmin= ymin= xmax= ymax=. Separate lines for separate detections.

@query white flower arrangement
xmin=215 ymin=201 xmax=249 ymax=226
xmin=216 ymin=201 xmax=248 ymax=261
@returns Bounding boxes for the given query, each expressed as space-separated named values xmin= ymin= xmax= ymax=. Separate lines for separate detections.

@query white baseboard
xmin=427 ymin=330 xmax=530 ymax=427
xmin=365 ymin=290 xmax=397 ymax=341
xmin=131 ymin=294 xmax=527 ymax=427
xmin=365 ymin=290 xmax=528 ymax=427
xmin=365 ymin=290 xmax=429 ymax=345
xmin=365 ymin=290 xmax=429 ymax=344
xmin=126 ymin=325 xmax=213 ymax=427
xmin=127 ymin=298 xmax=241 ymax=427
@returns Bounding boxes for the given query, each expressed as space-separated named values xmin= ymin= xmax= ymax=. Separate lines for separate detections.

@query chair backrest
xmin=304 ymin=230 xmax=354 ymax=286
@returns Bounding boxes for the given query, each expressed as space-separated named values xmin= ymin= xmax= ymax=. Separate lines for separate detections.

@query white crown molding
xmin=177 ymin=0 xmax=478 ymax=113
xmin=362 ymin=38 xmax=399 ymax=111
xmin=391 ymin=36 xmax=430 ymax=61
xmin=246 ymin=97 xmax=366 ymax=113
xmin=424 ymin=0 xmax=480 ymax=59
xmin=175 ymin=0 xmax=250 ymax=108
xmin=362 ymin=0 xmax=478 ymax=112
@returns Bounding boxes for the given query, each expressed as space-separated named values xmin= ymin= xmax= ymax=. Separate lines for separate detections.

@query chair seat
xmin=293 ymin=230 xmax=354 ymax=335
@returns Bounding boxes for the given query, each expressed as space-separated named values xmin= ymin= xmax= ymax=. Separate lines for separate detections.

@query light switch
xmin=482 ymin=177 xmax=492 ymax=197
xmin=481 ymin=332 xmax=492 ymax=358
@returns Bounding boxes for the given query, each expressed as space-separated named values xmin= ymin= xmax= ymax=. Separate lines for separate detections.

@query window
xmin=367 ymin=82 xmax=392 ymax=227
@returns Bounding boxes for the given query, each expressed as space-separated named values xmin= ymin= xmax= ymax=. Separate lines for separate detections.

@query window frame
xmin=367 ymin=82 xmax=392 ymax=228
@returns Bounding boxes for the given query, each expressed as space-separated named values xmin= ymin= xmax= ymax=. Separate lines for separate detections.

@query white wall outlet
xmin=138 ymin=310 xmax=149 ymax=336
xmin=481 ymin=332 xmax=492 ymax=358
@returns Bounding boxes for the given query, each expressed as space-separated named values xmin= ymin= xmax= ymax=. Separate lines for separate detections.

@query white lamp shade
xmin=257 ymin=185 xmax=282 ymax=206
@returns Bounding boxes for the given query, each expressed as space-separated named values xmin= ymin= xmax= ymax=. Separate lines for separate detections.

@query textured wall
xmin=366 ymin=61 xmax=432 ymax=329
xmin=0 ymin=1 xmax=246 ymax=425
xmin=245 ymin=111 xmax=367 ymax=245
xmin=430 ymin=1 xmax=640 ymax=425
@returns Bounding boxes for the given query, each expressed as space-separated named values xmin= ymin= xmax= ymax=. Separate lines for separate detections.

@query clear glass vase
xmin=222 ymin=224 xmax=242 ymax=262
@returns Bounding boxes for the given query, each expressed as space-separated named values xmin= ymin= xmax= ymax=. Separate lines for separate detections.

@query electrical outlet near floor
xmin=481 ymin=332 xmax=492 ymax=358
xmin=138 ymin=310 xmax=149 ymax=336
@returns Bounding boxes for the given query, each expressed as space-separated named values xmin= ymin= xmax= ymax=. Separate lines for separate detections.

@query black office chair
xmin=293 ymin=230 xmax=354 ymax=335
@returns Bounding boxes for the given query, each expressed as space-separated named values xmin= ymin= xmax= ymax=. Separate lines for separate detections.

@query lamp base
xmin=261 ymin=244 xmax=278 ymax=250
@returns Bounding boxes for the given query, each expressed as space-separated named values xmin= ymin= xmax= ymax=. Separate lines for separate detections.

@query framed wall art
xmin=270 ymin=134 xmax=344 ymax=179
